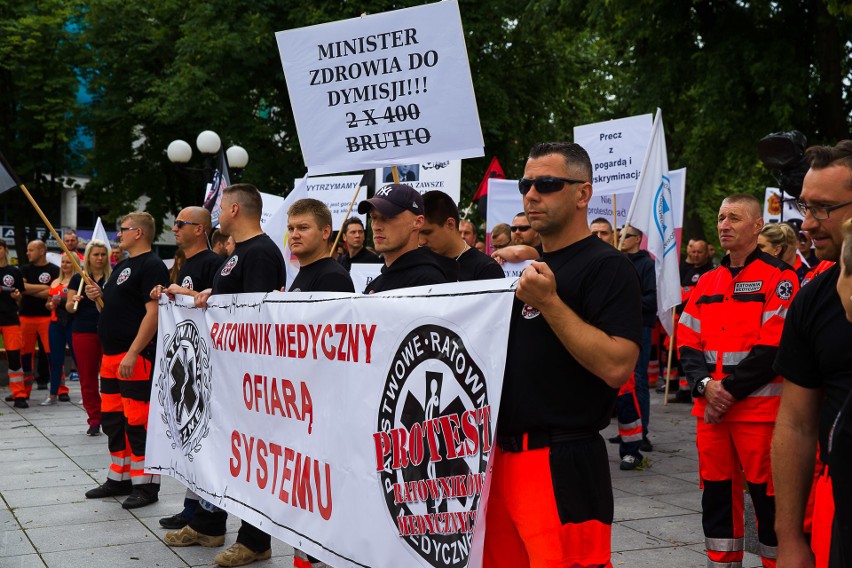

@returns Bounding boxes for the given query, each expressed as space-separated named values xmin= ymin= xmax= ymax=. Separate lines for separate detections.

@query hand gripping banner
xmin=147 ymin=280 xmax=515 ymax=567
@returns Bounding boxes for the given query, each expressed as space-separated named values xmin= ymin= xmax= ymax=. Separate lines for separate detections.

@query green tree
xmin=0 ymin=0 xmax=83 ymax=257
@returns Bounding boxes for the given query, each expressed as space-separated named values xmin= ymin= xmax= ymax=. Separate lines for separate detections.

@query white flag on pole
xmin=623 ymin=109 xmax=680 ymax=335
xmin=91 ymin=217 xmax=112 ymax=257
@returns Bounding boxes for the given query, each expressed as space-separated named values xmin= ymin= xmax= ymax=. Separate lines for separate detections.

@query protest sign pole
xmin=72 ymin=278 xmax=85 ymax=310
xmin=612 ymin=196 xmax=619 ymax=247
xmin=663 ymin=306 xmax=676 ymax=405
xmin=390 ymin=166 xmax=400 ymax=184
xmin=17 ymin=182 xmax=103 ymax=308
xmin=327 ymin=181 xmax=363 ymax=258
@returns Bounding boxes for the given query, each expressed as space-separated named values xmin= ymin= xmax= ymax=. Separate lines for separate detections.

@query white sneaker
xmin=76 ymin=399 xmax=84 ymax=404
xmin=39 ymin=397 xmax=57 ymax=406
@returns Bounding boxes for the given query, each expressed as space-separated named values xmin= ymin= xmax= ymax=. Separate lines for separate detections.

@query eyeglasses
xmin=118 ymin=226 xmax=139 ymax=233
xmin=518 ymin=176 xmax=588 ymax=195
xmin=174 ymin=220 xmax=201 ymax=229
xmin=794 ymin=199 xmax=852 ymax=220
xmin=510 ymin=225 xmax=531 ymax=232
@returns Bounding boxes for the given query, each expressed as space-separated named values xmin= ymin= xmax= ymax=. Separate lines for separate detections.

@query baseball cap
xmin=358 ymin=184 xmax=423 ymax=218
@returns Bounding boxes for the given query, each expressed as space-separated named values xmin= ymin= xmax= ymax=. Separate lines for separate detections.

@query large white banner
xmin=276 ymin=0 xmax=483 ymax=175
xmin=574 ymin=114 xmax=653 ymax=196
xmin=375 ymin=160 xmax=462 ymax=204
xmin=295 ymin=175 xmax=366 ymax=229
xmin=148 ymin=281 xmax=514 ymax=568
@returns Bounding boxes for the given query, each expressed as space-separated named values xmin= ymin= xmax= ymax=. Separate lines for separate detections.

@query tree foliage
xmin=2 ymin=0 xmax=849 ymax=243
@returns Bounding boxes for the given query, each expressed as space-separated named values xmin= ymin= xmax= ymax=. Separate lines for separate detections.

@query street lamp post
xmin=166 ymin=130 xmax=249 ymax=184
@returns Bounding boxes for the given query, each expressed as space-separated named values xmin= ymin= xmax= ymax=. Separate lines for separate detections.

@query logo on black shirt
xmin=181 ymin=276 xmax=194 ymax=290
xmin=691 ymin=273 xmax=700 ymax=283
xmin=221 ymin=255 xmax=238 ymax=276
xmin=2 ymin=274 xmax=13 ymax=288
xmin=158 ymin=320 xmax=212 ymax=458
xmin=374 ymin=324 xmax=491 ymax=568
xmin=38 ymin=272 xmax=51 ymax=284
xmin=521 ymin=303 xmax=540 ymax=319
xmin=116 ymin=267 xmax=131 ymax=285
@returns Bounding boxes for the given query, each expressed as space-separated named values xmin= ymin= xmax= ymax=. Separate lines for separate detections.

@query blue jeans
xmin=634 ymin=326 xmax=652 ymax=436
xmin=48 ymin=320 xmax=75 ymax=396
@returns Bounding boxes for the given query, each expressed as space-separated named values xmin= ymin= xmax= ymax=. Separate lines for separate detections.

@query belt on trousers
xmin=497 ymin=430 xmax=596 ymax=452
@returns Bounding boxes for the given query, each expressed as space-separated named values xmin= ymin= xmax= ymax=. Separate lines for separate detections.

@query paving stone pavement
xmin=0 ymin=381 xmax=765 ymax=568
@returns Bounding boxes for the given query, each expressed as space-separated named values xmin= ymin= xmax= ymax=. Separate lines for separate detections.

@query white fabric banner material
xmin=276 ymin=0 xmax=483 ymax=175
xmin=574 ymin=114 xmax=653 ymax=196
xmin=349 ymin=263 xmax=383 ymax=293
xmin=147 ymin=281 xmax=514 ymax=568
xmin=375 ymin=160 xmax=462 ymax=204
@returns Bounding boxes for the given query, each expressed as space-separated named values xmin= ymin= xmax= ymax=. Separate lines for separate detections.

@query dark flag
xmin=203 ymin=148 xmax=231 ymax=228
xmin=473 ymin=156 xmax=505 ymax=219
xmin=0 ymin=150 xmax=22 ymax=194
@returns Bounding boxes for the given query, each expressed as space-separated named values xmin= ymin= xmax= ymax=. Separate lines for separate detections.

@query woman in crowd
xmin=169 ymin=248 xmax=186 ymax=284
xmin=66 ymin=240 xmax=110 ymax=436
xmin=41 ymin=253 xmax=75 ymax=405
xmin=758 ymin=223 xmax=802 ymax=279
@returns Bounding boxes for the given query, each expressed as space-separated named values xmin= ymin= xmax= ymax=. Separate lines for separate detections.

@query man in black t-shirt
xmin=359 ymin=184 xmax=457 ymax=293
xmin=286 ymin=199 xmax=353 ymax=568
xmin=151 ymin=207 xmax=223 ymax=530
xmin=19 ymin=240 xmax=59 ymax=398
xmin=773 ymin=140 xmax=852 ymax=568
xmin=167 ymin=184 xmax=285 ymax=568
xmin=484 ymin=142 xmax=642 ymax=567
xmin=0 ymin=238 xmax=26 ymax=407
xmin=83 ymin=211 xmax=169 ymax=510
xmin=420 ymin=190 xmax=504 ymax=281
xmin=337 ymin=217 xmax=382 ymax=271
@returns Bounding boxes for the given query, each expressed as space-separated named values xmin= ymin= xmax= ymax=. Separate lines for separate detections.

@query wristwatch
xmin=696 ymin=377 xmax=712 ymax=396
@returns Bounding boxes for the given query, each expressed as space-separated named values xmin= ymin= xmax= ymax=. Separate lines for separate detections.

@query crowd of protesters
xmin=2 ymin=139 xmax=851 ymax=568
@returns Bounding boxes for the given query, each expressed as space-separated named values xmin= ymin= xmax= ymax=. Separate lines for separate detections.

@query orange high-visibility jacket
xmin=678 ymin=248 xmax=799 ymax=422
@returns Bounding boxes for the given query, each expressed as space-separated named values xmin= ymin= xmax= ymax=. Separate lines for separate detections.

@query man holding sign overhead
xmin=487 ymin=142 xmax=642 ymax=567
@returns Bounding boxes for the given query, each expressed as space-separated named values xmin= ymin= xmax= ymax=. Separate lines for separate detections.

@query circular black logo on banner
xmin=375 ymin=324 xmax=492 ymax=568
xmin=158 ymin=320 xmax=212 ymax=460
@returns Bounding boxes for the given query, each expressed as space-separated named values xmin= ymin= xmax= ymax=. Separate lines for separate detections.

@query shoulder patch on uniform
xmin=775 ymin=279 xmax=794 ymax=300
xmin=733 ymin=281 xmax=762 ymax=294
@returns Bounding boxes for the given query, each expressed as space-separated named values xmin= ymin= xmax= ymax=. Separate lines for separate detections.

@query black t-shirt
xmin=289 ymin=257 xmax=354 ymax=293
xmin=68 ymin=273 xmax=103 ymax=334
xmin=0 ymin=264 xmax=25 ymax=326
xmin=364 ymin=247 xmax=455 ymax=293
xmin=178 ymin=249 xmax=223 ymax=292
xmin=774 ymin=264 xmax=852 ymax=464
xmin=458 ymin=247 xmax=505 ymax=281
xmin=680 ymin=261 xmax=714 ymax=288
xmin=212 ymin=233 xmax=285 ymax=295
xmin=338 ymin=247 xmax=383 ymax=271
xmin=98 ymin=252 xmax=169 ymax=356
xmin=20 ymin=263 xmax=59 ymax=317
xmin=498 ymin=235 xmax=643 ymax=436
xmin=290 ymin=258 xmax=355 ymax=293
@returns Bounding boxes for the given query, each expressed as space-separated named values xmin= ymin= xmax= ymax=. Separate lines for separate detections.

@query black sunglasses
xmin=510 ymin=225 xmax=531 ymax=232
xmin=174 ymin=220 xmax=201 ymax=229
xmin=118 ymin=226 xmax=139 ymax=233
xmin=518 ymin=176 xmax=588 ymax=195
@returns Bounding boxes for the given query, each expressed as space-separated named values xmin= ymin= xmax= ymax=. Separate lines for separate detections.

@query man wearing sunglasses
xmin=485 ymin=142 xmax=642 ymax=568
xmin=773 ymin=140 xmax=852 ymax=568
xmin=84 ymin=211 xmax=169 ymax=510
xmin=510 ymin=212 xmax=540 ymax=248
xmin=150 ymin=207 xmax=224 ymax=531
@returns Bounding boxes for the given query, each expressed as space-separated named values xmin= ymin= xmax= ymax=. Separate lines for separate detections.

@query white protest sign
xmin=375 ymin=159 xmax=462 ymax=203
xmin=349 ymin=262 xmax=383 ymax=293
xmin=293 ymin=175 xmax=365 ymax=229
xmin=484 ymin=178 xmax=522 ymax=254
xmin=574 ymin=114 xmax=652 ymax=196
xmin=500 ymin=261 xmax=532 ymax=278
xmin=276 ymin=0 xmax=483 ymax=175
xmin=763 ymin=187 xmax=802 ymax=224
xmin=148 ymin=281 xmax=514 ymax=568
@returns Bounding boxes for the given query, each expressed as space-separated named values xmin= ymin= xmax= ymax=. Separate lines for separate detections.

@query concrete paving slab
xmin=0 ymin=554 xmax=47 ymax=568
xmin=27 ymin=518 xmax=158 ymax=553
xmin=0 ymin=447 xmax=67 ymax=464
xmin=14 ymin=499 xmax=135 ymax=529
xmin=1 ymin=470 xmax=96 ymax=491
xmin=611 ymin=544 xmax=707 ymax=567
xmin=40 ymin=540 xmax=188 ymax=568
xmin=1 ymin=457 xmax=80 ymax=476
xmin=0 ymin=528 xmax=37 ymax=556
xmin=612 ymin=473 xmax=698 ymax=497
xmin=621 ymin=512 xmax=704 ymax=546
xmin=2 ymin=485 xmax=92 ymax=509
xmin=610 ymin=523 xmax=670 ymax=552
xmin=613 ymin=495 xmax=694 ymax=522
xmin=650 ymin=489 xmax=703 ymax=513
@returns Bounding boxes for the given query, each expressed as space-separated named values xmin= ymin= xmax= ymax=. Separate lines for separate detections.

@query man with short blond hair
xmin=84 ymin=210 xmax=169 ymax=510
